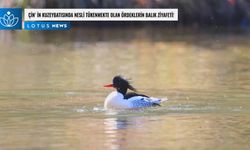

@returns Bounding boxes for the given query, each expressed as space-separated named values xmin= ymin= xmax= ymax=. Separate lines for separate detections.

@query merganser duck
xmin=104 ymin=76 xmax=165 ymax=110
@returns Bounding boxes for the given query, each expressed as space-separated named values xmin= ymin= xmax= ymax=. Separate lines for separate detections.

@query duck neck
xmin=117 ymin=87 xmax=127 ymax=96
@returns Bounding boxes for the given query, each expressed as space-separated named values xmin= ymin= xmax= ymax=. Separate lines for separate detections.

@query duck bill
xmin=104 ymin=84 xmax=113 ymax=88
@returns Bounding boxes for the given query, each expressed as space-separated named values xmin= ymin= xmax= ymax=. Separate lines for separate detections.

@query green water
xmin=0 ymin=29 xmax=250 ymax=150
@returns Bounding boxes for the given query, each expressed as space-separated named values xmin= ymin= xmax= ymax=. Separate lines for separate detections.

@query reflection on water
xmin=104 ymin=117 xmax=128 ymax=150
xmin=0 ymin=28 xmax=250 ymax=150
xmin=104 ymin=115 xmax=156 ymax=150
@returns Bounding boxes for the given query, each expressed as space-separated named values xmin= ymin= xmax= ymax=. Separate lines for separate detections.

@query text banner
xmin=24 ymin=9 xmax=178 ymax=21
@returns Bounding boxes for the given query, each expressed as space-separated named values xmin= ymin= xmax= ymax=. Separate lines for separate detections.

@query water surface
xmin=0 ymin=28 xmax=250 ymax=150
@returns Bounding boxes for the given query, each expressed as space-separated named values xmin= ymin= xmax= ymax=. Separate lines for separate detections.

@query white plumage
xmin=104 ymin=91 xmax=163 ymax=109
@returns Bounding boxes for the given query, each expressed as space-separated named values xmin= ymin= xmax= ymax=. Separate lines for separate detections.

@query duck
xmin=104 ymin=75 xmax=166 ymax=110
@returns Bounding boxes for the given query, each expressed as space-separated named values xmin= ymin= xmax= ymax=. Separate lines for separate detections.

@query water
xmin=0 ymin=28 xmax=250 ymax=150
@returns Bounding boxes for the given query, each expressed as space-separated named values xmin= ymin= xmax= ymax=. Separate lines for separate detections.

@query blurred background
xmin=1 ymin=0 xmax=250 ymax=27
xmin=1 ymin=1 xmax=250 ymax=150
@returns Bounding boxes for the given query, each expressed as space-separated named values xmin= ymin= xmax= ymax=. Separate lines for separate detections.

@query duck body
xmin=104 ymin=91 xmax=162 ymax=109
xmin=104 ymin=75 xmax=166 ymax=110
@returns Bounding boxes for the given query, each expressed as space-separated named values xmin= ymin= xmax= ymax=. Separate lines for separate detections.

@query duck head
xmin=104 ymin=75 xmax=136 ymax=95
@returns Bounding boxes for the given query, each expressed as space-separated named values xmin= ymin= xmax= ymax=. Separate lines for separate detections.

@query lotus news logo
xmin=0 ymin=11 xmax=19 ymax=27
xmin=0 ymin=8 xmax=22 ymax=30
